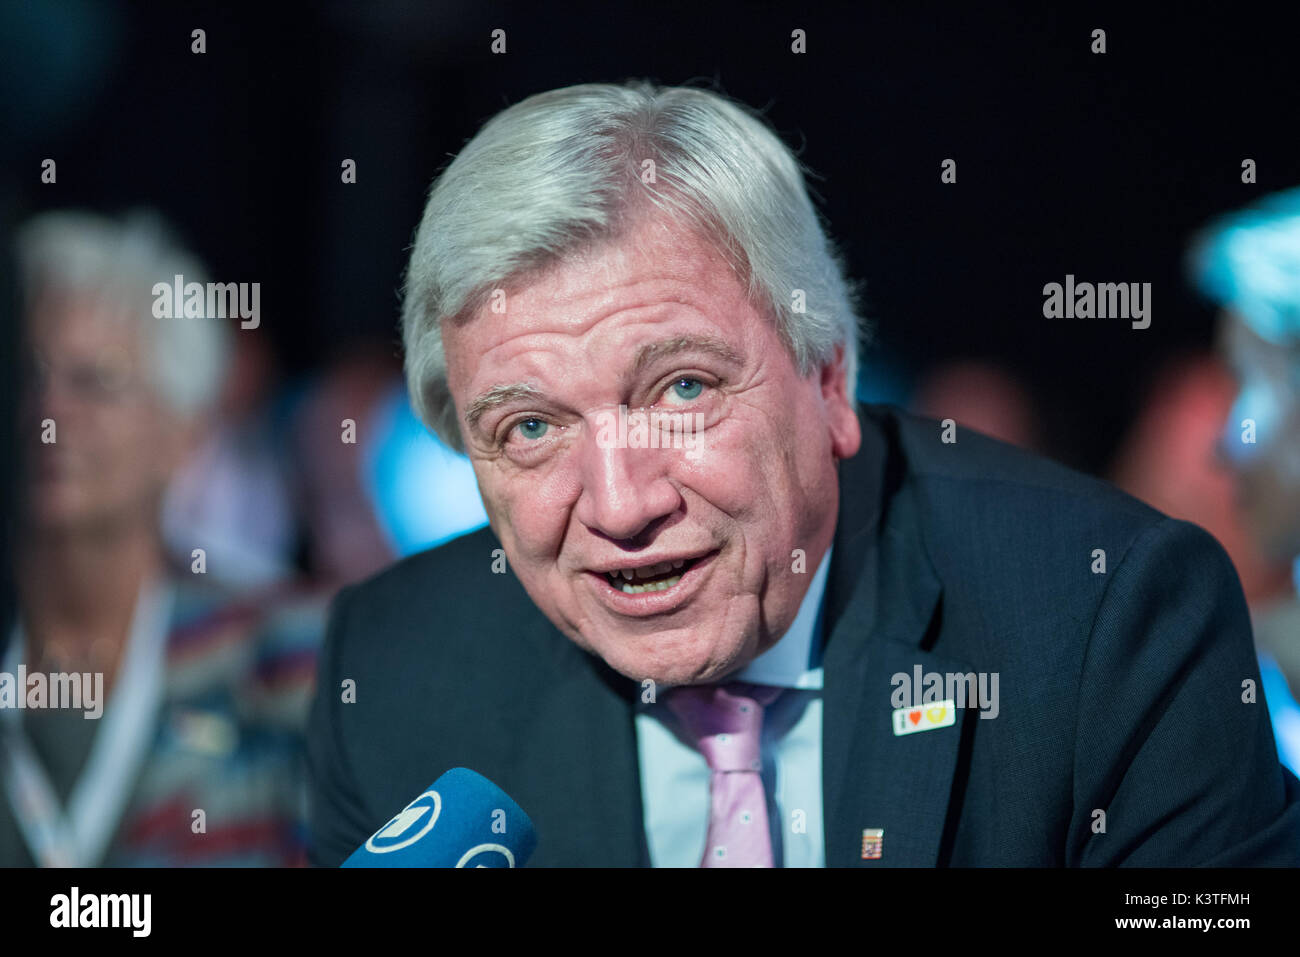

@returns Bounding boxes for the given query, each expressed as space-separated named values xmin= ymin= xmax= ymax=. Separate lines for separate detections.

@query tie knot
xmin=663 ymin=681 xmax=784 ymax=772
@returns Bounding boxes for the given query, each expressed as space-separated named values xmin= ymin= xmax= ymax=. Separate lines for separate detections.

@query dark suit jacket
xmin=307 ymin=405 xmax=1300 ymax=866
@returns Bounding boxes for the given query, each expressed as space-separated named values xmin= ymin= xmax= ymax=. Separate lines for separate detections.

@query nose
xmin=572 ymin=424 xmax=683 ymax=542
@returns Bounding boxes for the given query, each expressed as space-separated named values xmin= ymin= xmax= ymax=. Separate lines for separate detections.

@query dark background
xmin=3 ymin=0 xmax=1299 ymax=474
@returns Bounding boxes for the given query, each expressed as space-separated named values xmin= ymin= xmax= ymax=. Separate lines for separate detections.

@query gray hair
xmin=17 ymin=209 xmax=231 ymax=419
xmin=401 ymin=80 xmax=868 ymax=452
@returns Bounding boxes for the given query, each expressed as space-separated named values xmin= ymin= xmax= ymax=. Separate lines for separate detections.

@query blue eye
xmin=516 ymin=417 xmax=549 ymax=440
xmin=671 ymin=378 xmax=704 ymax=401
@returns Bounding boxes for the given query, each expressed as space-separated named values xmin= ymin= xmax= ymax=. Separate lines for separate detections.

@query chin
xmin=593 ymin=632 xmax=747 ymax=689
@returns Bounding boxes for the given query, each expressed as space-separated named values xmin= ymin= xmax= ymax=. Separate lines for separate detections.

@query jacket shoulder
xmin=877 ymin=405 xmax=1159 ymax=524
xmin=340 ymin=525 xmax=542 ymax=629
xmin=860 ymin=406 xmax=1169 ymax=569
xmin=859 ymin=406 xmax=1232 ymax=657
xmin=321 ymin=525 xmax=555 ymax=691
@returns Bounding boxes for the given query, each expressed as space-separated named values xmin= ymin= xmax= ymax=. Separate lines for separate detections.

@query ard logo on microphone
xmin=359 ymin=780 xmax=520 ymax=867
xmin=343 ymin=767 xmax=536 ymax=867
xmin=366 ymin=790 xmax=443 ymax=853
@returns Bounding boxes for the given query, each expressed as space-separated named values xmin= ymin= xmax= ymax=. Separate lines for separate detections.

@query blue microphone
xmin=342 ymin=767 xmax=537 ymax=867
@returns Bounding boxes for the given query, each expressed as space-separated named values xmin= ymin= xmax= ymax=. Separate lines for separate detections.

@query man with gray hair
xmin=308 ymin=81 xmax=1300 ymax=867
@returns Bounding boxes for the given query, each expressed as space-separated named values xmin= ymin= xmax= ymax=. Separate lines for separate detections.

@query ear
xmin=819 ymin=342 xmax=861 ymax=460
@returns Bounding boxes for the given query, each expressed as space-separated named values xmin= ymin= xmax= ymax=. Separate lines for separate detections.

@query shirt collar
xmin=728 ymin=544 xmax=832 ymax=691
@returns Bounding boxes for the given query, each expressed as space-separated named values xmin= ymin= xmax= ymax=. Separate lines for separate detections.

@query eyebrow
xmin=630 ymin=334 xmax=744 ymax=378
xmin=464 ymin=383 xmax=544 ymax=435
xmin=463 ymin=334 xmax=744 ymax=436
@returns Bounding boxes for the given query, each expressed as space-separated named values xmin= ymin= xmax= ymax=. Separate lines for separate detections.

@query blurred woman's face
xmin=1218 ymin=312 xmax=1300 ymax=562
xmin=21 ymin=289 xmax=185 ymax=538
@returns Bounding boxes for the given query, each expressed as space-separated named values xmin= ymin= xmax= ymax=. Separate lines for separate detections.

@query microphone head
xmin=342 ymin=767 xmax=537 ymax=867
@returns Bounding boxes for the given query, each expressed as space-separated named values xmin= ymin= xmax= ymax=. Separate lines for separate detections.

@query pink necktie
xmin=664 ymin=681 xmax=785 ymax=867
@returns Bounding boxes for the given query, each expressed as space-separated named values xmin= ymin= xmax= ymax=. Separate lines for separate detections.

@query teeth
xmin=613 ymin=574 xmax=682 ymax=594
xmin=603 ymin=558 xmax=696 ymax=594
xmin=635 ymin=561 xmax=674 ymax=580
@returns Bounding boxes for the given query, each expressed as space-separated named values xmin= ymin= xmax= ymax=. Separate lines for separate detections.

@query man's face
xmin=1218 ymin=312 xmax=1300 ymax=561
xmin=22 ymin=289 xmax=186 ymax=537
xmin=443 ymin=212 xmax=861 ymax=687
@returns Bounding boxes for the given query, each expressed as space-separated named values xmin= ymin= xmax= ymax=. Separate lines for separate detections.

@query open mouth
xmin=602 ymin=556 xmax=701 ymax=594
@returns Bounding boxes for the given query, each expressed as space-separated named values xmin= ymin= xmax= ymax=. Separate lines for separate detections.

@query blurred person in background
xmin=1 ymin=209 xmax=320 ymax=866
xmin=287 ymin=344 xmax=405 ymax=587
xmin=1110 ymin=354 xmax=1294 ymax=607
xmin=909 ymin=360 xmax=1043 ymax=452
xmin=161 ymin=330 xmax=297 ymax=593
xmin=1186 ymin=187 xmax=1300 ymax=774
xmin=288 ymin=341 xmax=488 ymax=587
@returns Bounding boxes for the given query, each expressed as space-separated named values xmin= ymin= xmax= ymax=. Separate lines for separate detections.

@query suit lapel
xmin=822 ymin=408 xmax=972 ymax=866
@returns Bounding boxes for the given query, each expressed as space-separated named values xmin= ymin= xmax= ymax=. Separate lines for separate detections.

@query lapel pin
xmin=861 ymin=828 xmax=884 ymax=860
xmin=892 ymin=698 xmax=957 ymax=736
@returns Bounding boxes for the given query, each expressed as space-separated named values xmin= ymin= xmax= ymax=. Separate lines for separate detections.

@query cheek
xmin=105 ymin=410 xmax=182 ymax=488
xmin=693 ymin=409 xmax=818 ymax=506
xmin=671 ymin=421 xmax=804 ymax=560
xmin=673 ymin=432 xmax=763 ymax=518
xmin=121 ymin=415 xmax=167 ymax=463
xmin=83 ymin=420 xmax=136 ymax=474
xmin=479 ymin=473 xmax=572 ymax=567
